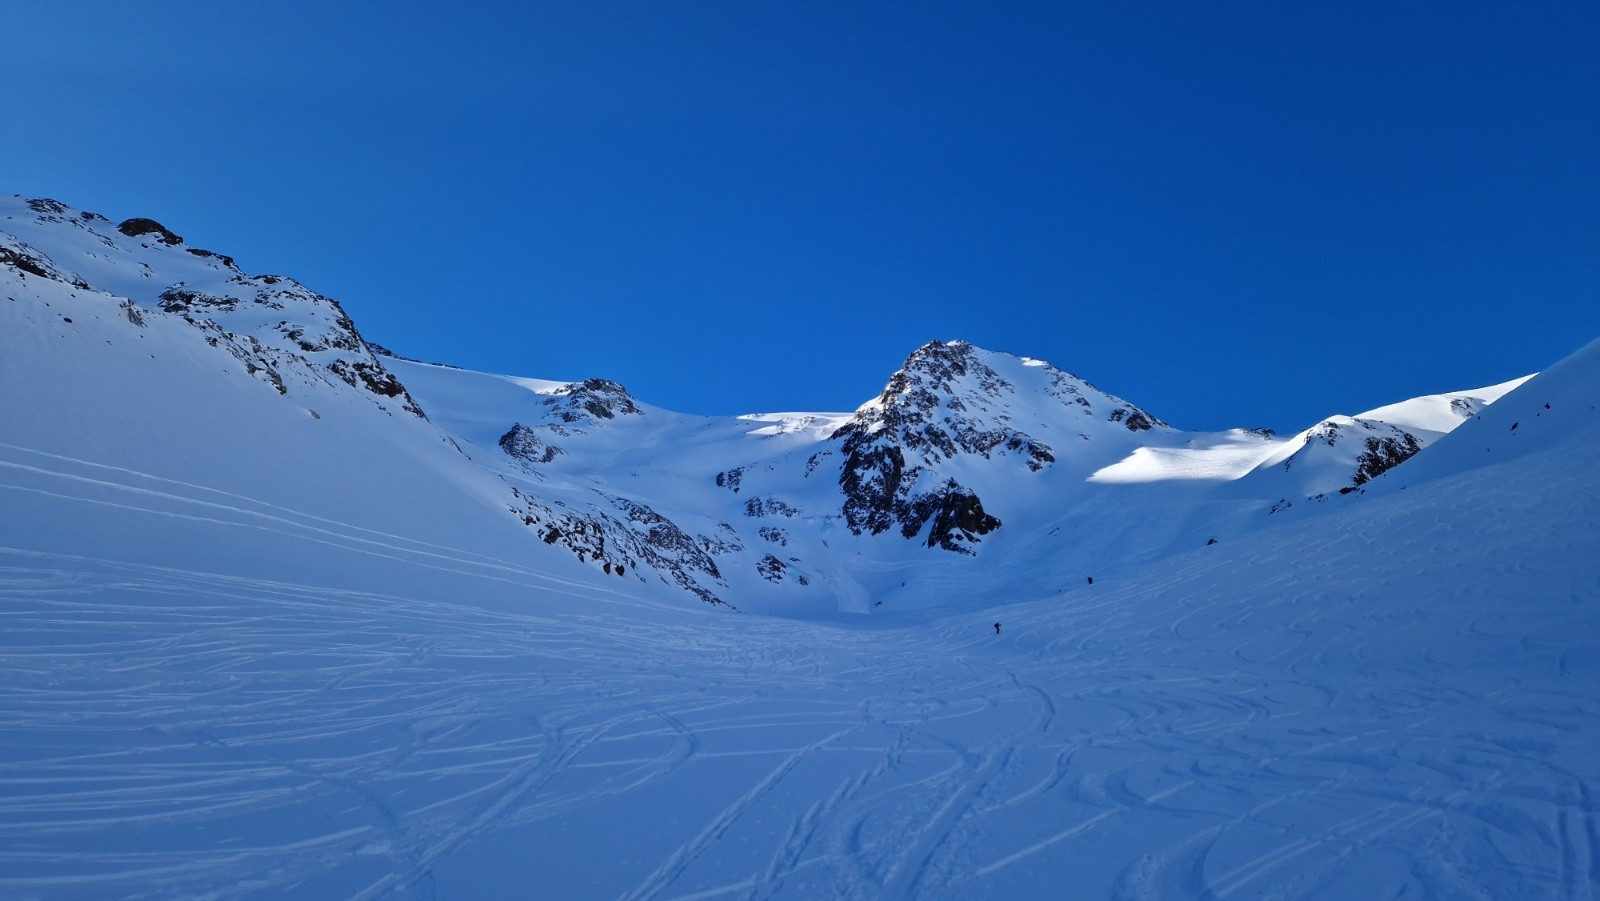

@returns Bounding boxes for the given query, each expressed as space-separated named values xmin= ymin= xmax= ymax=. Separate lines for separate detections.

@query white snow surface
xmin=3 ymin=194 xmax=1599 ymax=898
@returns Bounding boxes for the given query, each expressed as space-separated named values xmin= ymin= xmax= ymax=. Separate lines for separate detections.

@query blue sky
xmin=6 ymin=2 xmax=1596 ymax=431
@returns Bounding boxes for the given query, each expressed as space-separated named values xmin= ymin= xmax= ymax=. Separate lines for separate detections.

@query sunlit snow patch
xmin=1088 ymin=434 xmax=1282 ymax=483
xmin=739 ymin=412 xmax=852 ymax=439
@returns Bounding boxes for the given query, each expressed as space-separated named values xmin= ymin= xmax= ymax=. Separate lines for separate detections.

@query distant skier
xmin=1087 ymin=576 xmax=1093 ymax=585
xmin=993 ymin=622 xmax=1001 ymax=635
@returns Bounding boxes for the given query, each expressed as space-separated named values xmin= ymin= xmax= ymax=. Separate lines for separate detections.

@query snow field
xmin=1 ymin=421 xmax=1595 ymax=897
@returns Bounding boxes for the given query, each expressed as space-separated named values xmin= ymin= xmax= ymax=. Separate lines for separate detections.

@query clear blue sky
xmin=6 ymin=2 xmax=1596 ymax=431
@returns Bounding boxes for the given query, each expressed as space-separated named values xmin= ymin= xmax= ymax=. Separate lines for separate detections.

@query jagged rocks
xmin=117 ymin=218 xmax=183 ymax=246
xmin=185 ymin=247 xmax=238 ymax=269
xmin=550 ymin=379 xmax=641 ymax=423
xmin=837 ymin=438 xmax=907 ymax=536
xmin=0 ymin=239 xmax=90 ymax=289
xmin=327 ymin=359 xmax=421 ymax=413
xmin=159 ymin=287 xmax=239 ymax=313
xmin=588 ymin=496 xmax=730 ymax=606
xmin=1353 ymin=433 xmax=1422 ymax=486
xmin=153 ymin=277 xmax=425 ymax=418
xmin=830 ymin=341 xmax=1040 ymax=549
xmin=835 ymin=342 xmax=1054 ymax=469
xmin=1109 ymin=407 xmax=1157 ymax=431
xmin=901 ymin=480 xmax=1001 ymax=554
xmin=611 ymin=498 xmax=722 ymax=580
xmin=834 ymin=428 xmax=1000 ymax=553
xmin=757 ymin=554 xmax=787 ymax=582
xmin=716 ymin=467 xmax=744 ymax=493
xmin=743 ymin=496 xmax=797 ymax=518
xmin=26 ymin=198 xmax=70 ymax=217
xmin=499 ymin=424 xmax=563 ymax=465
xmin=0 ymin=246 xmax=53 ymax=280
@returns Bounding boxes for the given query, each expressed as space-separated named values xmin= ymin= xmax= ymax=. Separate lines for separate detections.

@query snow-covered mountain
xmin=0 ymin=193 xmax=1531 ymax=613
xmin=3 ymin=194 xmax=1596 ymax=898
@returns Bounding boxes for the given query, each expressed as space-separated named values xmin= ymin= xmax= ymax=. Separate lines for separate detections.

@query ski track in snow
xmin=1 ymin=440 xmax=1598 ymax=898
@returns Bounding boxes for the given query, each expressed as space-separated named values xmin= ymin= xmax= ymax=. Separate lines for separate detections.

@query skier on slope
xmin=994 ymin=622 xmax=1001 ymax=635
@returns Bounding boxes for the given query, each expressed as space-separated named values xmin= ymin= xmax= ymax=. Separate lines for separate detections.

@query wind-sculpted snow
xmin=0 ymin=417 xmax=1595 ymax=897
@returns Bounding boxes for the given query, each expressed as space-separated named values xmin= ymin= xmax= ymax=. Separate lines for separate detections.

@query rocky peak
xmin=548 ymin=378 xmax=642 ymax=423
xmin=879 ymin=340 xmax=1005 ymax=402
xmin=839 ymin=341 xmax=1051 ymax=468
xmin=828 ymin=341 xmax=1039 ymax=553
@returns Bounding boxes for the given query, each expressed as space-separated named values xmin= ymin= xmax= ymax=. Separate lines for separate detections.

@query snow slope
xmin=3 ymin=194 xmax=1598 ymax=897
xmin=1 ymin=344 xmax=1596 ymax=898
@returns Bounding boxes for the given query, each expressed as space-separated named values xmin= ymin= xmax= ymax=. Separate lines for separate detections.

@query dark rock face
xmin=499 ymin=424 xmax=562 ymax=465
xmin=0 ymin=240 xmax=91 ymax=289
xmin=327 ymin=359 xmax=416 ymax=407
xmin=716 ymin=467 xmax=745 ymax=493
xmin=117 ymin=218 xmax=184 ymax=246
xmin=1290 ymin=417 xmax=1426 ymax=492
xmin=903 ymin=480 xmax=1001 ymax=554
xmin=1109 ymin=407 xmax=1157 ymax=431
xmin=833 ymin=432 xmax=1005 ymax=553
xmin=1353 ymin=433 xmax=1422 ymax=486
xmin=549 ymin=378 xmax=641 ymax=423
xmin=0 ymin=246 xmax=55 ymax=281
xmin=26 ymin=198 xmax=70 ymax=217
xmin=757 ymin=554 xmax=787 ymax=582
xmin=744 ymin=496 xmax=797 ymax=518
xmin=185 ymin=247 xmax=238 ymax=269
xmin=505 ymin=488 xmax=732 ymax=606
xmin=837 ymin=438 xmax=908 ymax=537
xmin=610 ymin=497 xmax=728 ymax=605
xmin=159 ymin=287 xmax=238 ymax=313
xmin=835 ymin=341 xmax=1056 ymax=471
xmin=829 ymin=341 xmax=1044 ymax=552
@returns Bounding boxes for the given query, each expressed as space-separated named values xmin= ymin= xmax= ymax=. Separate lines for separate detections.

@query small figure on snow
xmin=994 ymin=622 xmax=1001 ymax=635
xmin=1087 ymin=576 xmax=1093 ymax=585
